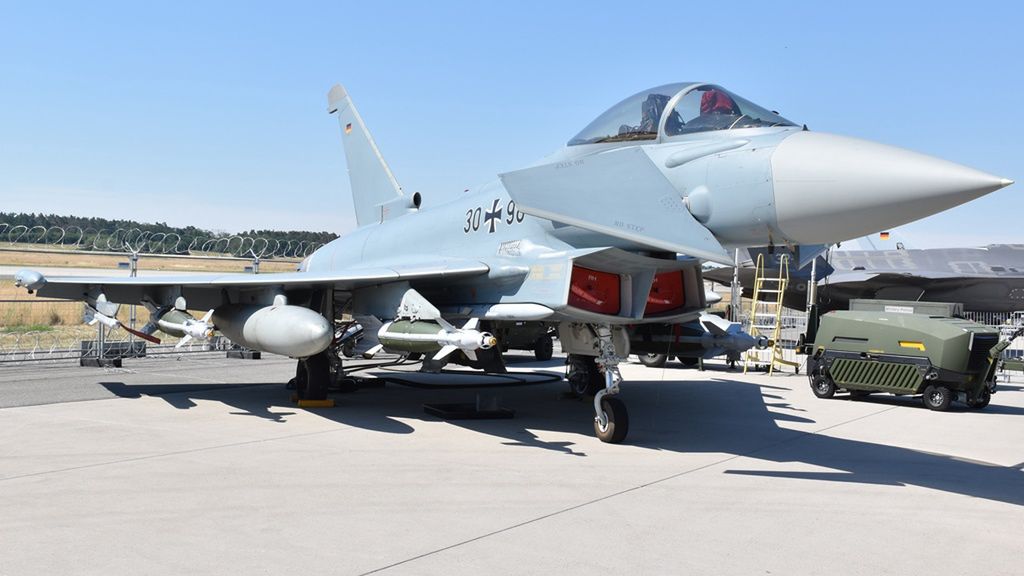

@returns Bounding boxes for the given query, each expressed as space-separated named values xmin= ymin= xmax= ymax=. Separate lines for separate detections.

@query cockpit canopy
xmin=568 ymin=83 xmax=796 ymax=146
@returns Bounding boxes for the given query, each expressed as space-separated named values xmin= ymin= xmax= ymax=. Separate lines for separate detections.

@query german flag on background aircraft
xmin=880 ymin=231 xmax=890 ymax=240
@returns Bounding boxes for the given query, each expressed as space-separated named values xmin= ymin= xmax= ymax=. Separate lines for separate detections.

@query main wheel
xmin=811 ymin=374 xmax=836 ymax=399
xmin=594 ymin=396 xmax=629 ymax=443
xmin=567 ymin=354 xmax=604 ymax=396
xmin=638 ymin=353 xmax=668 ymax=368
xmin=286 ymin=359 xmax=306 ymax=390
xmin=300 ymin=352 xmax=331 ymax=400
xmin=922 ymin=384 xmax=952 ymax=411
xmin=534 ymin=335 xmax=554 ymax=361
xmin=969 ymin=388 xmax=991 ymax=410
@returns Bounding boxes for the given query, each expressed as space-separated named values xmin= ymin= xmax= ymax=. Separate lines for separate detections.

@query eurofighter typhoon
xmin=15 ymin=83 xmax=1013 ymax=443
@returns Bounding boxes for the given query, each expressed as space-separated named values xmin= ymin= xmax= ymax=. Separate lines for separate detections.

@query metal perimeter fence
xmin=0 ymin=295 xmax=250 ymax=366
xmin=0 ymin=222 xmax=327 ymax=259
xmin=0 ymin=323 xmax=240 ymax=365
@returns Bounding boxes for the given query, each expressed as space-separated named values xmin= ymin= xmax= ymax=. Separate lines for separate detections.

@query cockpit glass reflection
xmin=568 ymin=83 xmax=687 ymax=145
xmin=568 ymin=83 xmax=796 ymax=146
xmin=665 ymin=85 xmax=796 ymax=136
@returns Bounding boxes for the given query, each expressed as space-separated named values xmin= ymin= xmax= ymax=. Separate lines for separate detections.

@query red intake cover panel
xmin=569 ymin=266 xmax=621 ymax=315
xmin=645 ymin=271 xmax=686 ymax=316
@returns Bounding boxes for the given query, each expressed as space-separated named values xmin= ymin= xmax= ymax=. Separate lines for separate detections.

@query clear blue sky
xmin=0 ymin=1 xmax=1019 ymax=247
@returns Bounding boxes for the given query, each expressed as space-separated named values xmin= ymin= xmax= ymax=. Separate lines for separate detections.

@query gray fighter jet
xmin=707 ymin=244 xmax=1024 ymax=313
xmin=14 ymin=82 xmax=1013 ymax=443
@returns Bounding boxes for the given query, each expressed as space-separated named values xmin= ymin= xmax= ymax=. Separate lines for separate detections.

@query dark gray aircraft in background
xmin=14 ymin=82 xmax=1014 ymax=443
xmin=706 ymin=244 xmax=1024 ymax=314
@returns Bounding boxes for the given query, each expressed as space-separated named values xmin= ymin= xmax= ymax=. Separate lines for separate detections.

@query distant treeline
xmin=0 ymin=212 xmax=338 ymax=255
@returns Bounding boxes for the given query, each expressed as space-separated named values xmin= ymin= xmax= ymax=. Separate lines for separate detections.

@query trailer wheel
xmin=969 ymin=388 xmax=991 ymax=410
xmin=923 ymin=384 xmax=952 ymax=411
xmin=638 ymin=353 xmax=668 ymax=368
xmin=811 ymin=375 xmax=836 ymax=399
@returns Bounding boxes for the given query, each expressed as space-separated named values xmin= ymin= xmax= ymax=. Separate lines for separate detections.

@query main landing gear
xmin=288 ymin=351 xmax=335 ymax=404
xmin=565 ymin=324 xmax=630 ymax=444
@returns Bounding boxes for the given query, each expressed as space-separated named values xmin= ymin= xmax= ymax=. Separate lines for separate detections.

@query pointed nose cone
xmin=771 ymin=132 xmax=1013 ymax=244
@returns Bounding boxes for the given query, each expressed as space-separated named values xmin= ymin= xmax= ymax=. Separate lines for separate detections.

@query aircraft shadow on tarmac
xmin=100 ymin=364 xmax=1024 ymax=507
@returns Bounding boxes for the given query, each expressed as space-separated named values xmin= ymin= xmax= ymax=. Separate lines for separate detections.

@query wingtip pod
xmin=14 ymin=269 xmax=45 ymax=291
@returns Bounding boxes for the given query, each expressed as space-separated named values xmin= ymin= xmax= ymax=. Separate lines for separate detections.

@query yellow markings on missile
xmin=899 ymin=341 xmax=926 ymax=351
xmin=297 ymin=399 xmax=335 ymax=408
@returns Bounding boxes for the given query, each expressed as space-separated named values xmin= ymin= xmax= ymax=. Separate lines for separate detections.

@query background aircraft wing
xmin=828 ymin=271 xmax=965 ymax=284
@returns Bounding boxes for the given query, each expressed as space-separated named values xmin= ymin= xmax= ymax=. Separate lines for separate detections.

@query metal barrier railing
xmin=0 ymin=324 xmax=238 ymax=366
xmin=1 ymin=222 xmax=328 ymax=258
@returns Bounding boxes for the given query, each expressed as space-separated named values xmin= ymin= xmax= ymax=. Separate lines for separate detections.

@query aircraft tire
xmin=534 ymin=336 xmax=554 ymax=361
xmin=923 ymin=384 xmax=952 ymax=411
xmin=287 ymin=359 xmax=306 ymax=390
xmin=301 ymin=352 xmax=331 ymax=401
xmin=811 ymin=374 xmax=836 ymax=399
xmin=594 ymin=396 xmax=629 ymax=444
xmin=567 ymin=354 xmax=603 ymax=396
xmin=638 ymin=353 xmax=668 ymax=368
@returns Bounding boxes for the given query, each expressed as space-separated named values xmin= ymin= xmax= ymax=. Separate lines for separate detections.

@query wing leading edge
xmin=16 ymin=259 xmax=490 ymax=307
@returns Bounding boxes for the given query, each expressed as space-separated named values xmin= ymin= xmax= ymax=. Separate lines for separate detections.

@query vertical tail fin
xmin=328 ymin=85 xmax=405 ymax=227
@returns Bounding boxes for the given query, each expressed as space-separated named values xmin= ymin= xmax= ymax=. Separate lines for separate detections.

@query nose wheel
xmin=594 ymin=394 xmax=629 ymax=443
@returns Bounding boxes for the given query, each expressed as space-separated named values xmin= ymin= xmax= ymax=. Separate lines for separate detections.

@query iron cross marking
xmin=484 ymin=199 xmax=502 ymax=233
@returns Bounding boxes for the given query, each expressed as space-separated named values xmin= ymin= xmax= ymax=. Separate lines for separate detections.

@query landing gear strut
xmin=591 ymin=324 xmax=629 ymax=444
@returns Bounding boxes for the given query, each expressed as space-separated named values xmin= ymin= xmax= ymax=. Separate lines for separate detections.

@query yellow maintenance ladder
xmin=744 ymin=253 xmax=801 ymax=375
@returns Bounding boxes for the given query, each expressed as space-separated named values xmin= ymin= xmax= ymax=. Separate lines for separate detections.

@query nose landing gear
xmin=591 ymin=324 xmax=629 ymax=443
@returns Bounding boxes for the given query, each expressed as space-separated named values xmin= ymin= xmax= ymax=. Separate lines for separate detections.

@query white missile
xmin=159 ymin=309 xmax=216 ymax=348
xmin=85 ymin=308 xmax=121 ymax=329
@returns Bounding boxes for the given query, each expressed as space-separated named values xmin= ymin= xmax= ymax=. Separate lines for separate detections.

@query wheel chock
xmin=297 ymin=399 xmax=335 ymax=408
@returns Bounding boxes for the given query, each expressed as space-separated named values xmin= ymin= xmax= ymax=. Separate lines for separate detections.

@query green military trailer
xmin=806 ymin=309 xmax=1001 ymax=410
